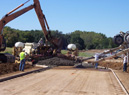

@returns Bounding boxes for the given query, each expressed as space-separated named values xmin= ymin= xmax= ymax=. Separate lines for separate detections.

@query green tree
xmin=70 ymin=31 xmax=85 ymax=49
xmin=3 ymin=26 xmax=117 ymax=50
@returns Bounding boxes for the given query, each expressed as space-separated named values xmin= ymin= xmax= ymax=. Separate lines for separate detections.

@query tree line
xmin=3 ymin=26 xmax=118 ymax=50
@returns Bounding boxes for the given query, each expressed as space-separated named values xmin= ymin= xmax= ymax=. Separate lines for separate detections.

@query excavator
xmin=0 ymin=0 xmax=63 ymax=63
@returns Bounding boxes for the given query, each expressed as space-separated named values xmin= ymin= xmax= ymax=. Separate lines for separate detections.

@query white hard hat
xmin=22 ymin=48 xmax=25 ymax=51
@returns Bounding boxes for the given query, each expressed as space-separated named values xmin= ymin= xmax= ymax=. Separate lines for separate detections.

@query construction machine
xmin=67 ymin=44 xmax=78 ymax=56
xmin=72 ymin=31 xmax=129 ymax=68
xmin=0 ymin=0 xmax=63 ymax=63
xmin=81 ymin=31 xmax=129 ymax=65
xmin=65 ymin=44 xmax=79 ymax=60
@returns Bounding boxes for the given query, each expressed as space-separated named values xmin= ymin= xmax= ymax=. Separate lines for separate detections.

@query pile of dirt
xmin=0 ymin=63 xmax=33 ymax=75
xmin=37 ymin=57 xmax=78 ymax=66
xmin=99 ymin=62 xmax=129 ymax=72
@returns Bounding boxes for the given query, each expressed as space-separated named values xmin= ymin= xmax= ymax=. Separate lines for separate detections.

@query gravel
xmin=37 ymin=57 xmax=78 ymax=66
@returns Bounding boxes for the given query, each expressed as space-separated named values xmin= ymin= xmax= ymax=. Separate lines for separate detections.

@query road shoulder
xmin=114 ymin=70 xmax=129 ymax=93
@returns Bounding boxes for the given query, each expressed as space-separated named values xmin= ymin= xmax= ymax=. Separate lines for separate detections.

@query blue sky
xmin=0 ymin=0 xmax=129 ymax=37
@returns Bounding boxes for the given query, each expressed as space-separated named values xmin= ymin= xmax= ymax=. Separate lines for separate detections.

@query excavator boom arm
xmin=0 ymin=5 xmax=34 ymax=34
xmin=0 ymin=0 xmax=62 ymax=52
xmin=34 ymin=0 xmax=49 ymax=40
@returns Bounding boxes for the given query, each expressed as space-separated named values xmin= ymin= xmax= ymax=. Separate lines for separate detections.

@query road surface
xmin=0 ymin=67 xmax=125 ymax=95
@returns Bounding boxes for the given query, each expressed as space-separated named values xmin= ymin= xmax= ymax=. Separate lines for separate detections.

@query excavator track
xmin=0 ymin=53 xmax=15 ymax=63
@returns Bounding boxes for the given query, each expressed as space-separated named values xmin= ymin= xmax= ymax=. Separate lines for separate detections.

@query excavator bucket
xmin=51 ymin=37 xmax=63 ymax=52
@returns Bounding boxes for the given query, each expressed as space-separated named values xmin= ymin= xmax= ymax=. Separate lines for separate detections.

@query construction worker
xmin=38 ymin=38 xmax=43 ymax=46
xmin=94 ymin=53 xmax=99 ymax=69
xmin=19 ymin=49 xmax=26 ymax=71
xmin=123 ymin=53 xmax=127 ymax=72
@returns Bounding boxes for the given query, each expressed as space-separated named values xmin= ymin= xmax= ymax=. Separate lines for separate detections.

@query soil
xmin=0 ymin=57 xmax=77 ymax=75
xmin=0 ymin=68 xmax=125 ymax=95
xmin=0 ymin=63 xmax=33 ymax=75
xmin=0 ymin=57 xmax=126 ymax=75
xmin=99 ymin=61 xmax=129 ymax=72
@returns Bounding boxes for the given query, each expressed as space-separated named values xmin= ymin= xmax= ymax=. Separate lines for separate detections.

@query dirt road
xmin=0 ymin=67 xmax=125 ymax=95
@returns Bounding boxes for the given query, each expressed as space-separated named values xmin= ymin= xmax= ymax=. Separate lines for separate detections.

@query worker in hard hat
xmin=123 ymin=53 xmax=127 ymax=72
xmin=94 ymin=53 xmax=99 ymax=69
xmin=38 ymin=38 xmax=43 ymax=46
xmin=19 ymin=49 xmax=26 ymax=71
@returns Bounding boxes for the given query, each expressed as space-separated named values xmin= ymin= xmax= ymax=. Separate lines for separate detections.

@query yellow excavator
xmin=0 ymin=0 xmax=63 ymax=63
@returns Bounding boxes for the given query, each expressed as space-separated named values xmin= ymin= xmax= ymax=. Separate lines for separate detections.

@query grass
xmin=1 ymin=47 xmax=13 ymax=54
xmin=79 ymin=51 xmax=94 ymax=57
xmin=61 ymin=50 xmax=68 ymax=55
xmin=1 ymin=48 xmax=94 ymax=57
xmin=61 ymin=50 xmax=94 ymax=57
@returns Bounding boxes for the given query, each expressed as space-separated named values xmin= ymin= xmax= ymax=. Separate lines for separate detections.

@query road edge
xmin=109 ymin=68 xmax=129 ymax=95
xmin=0 ymin=67 xmax=51 ymax=82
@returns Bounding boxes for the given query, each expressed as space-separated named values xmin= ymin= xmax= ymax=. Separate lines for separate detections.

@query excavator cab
xmin=0 ymin=34 xmax=15 ymax=63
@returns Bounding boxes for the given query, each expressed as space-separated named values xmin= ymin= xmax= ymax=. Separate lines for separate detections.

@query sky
xmin=0 ymin=0 xmax=129 ymax=37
